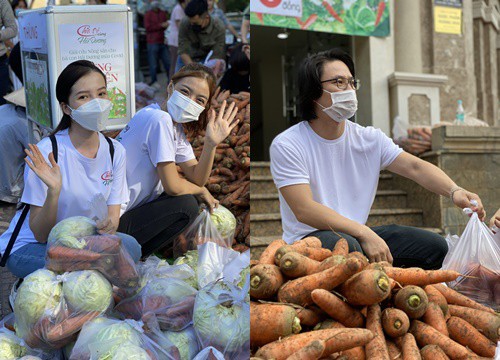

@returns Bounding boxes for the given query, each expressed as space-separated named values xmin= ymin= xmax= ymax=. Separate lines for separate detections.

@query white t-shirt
xmin=0 ymin=129 xmax=128 ymax=255
xmin=117 ymin=103 xmax=195 ymax=212
xmin=270 ymin=120 xmax=403 ymax=244
xmin=167 ymin=3 xmax=185 ymax=47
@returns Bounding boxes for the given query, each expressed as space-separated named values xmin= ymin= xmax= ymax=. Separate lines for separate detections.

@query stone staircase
xmin=250 ymin=162 xmax=441 ymax=259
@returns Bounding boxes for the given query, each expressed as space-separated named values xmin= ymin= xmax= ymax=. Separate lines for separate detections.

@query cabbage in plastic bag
xmin=163 ymin=326 xmax=199 ymax=360
xmin=209 ymin=206 xmax=236 ymax=244
xmin=0 ymin=328 xmax=28 ymax=359
xmin=47 ymin=216 xmax=96 ymax=247
xmin=62 ymin=270 xmax=113 ymax=312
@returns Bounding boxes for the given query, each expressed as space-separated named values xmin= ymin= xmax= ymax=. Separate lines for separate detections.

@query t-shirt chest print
xmin=101 ymin=170 xmax=113 ymax=186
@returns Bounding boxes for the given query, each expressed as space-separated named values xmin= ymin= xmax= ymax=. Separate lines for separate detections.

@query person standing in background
xmin=0 ymin=0 xmax=18 ymax=105
xmin=207 ymin=0 xmax=239 ymax=43
xmin=6 ymin=0 xmax=26 ymax=91
xmin=145 ymin=0 xmax=171 ymax=89
xmin=166 ymin=0 xmax=189 ymax=77
xmin=240 ymin=4 xmax=249 ymax=44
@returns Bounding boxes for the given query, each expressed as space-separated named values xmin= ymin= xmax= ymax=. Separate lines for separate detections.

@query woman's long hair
xmin=52 ymin=60 xmax=107 ymax=135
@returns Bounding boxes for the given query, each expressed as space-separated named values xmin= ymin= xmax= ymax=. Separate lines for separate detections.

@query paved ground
xmin=0 ymin=202 xmax=16 ymax=237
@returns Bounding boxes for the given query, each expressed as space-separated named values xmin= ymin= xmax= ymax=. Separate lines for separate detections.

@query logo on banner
xmin=77 ymin=25 xmax=107 ymax=45
xmin=252 ymin=0 xmax=302 ymax=17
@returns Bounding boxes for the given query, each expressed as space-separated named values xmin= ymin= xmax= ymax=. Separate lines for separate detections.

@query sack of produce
xmin=115 ymin=277 xmax=197 ymax=332
xmin=141 ymin=256 xmax=198 ymax=290
xmin=69 ymin=317 xmax=177 ymax=360
xmin=14 ymin=269 xmax=113 ymax=350
xmin=193 ymin=280 xmax=250 ymax=359
xmin=442 ymin=208 xmax=500 ymax=310
xmin=45 ymin=216 xmax=140 ymax=290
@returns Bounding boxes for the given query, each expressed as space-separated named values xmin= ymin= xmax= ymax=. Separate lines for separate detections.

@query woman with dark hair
xmin=270 ymin=48 xmax=485 ymax=270
xmin=219 ymin=43 xmax=250 ymax=94
xmin=117 ymin=63 xmax=238 ymax=257
xmin=0 ymin=60 xmax=140 ymax=278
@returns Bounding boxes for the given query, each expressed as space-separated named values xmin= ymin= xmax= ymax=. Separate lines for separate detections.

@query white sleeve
xmin=145 ymin=112 xmax=176 ymax=166
xmin=20 ymin=139 xmax=51 ymax=207
xmin=175 ymin=129 xmax=195 ymax=163
xmin=378 ymin=129 xmax=404 ymax=169
xmin=270 ymin=141 xmax=310 ymax=189
xmin=107 ymin=142 xmax=129 ymax=206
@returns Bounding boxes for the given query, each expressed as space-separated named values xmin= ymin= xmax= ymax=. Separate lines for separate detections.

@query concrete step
xmin=250 ymin=227 xmax=443 ymax=260
xmin=251 ymin=161 xmax=271 ymax=177
xmin=250 ymin=190 xmax=408 ymax=214
xmin=377 ymin=173 xmax=396 ymax=190
xmin=250 ymin=209 xmax=424 ymax=237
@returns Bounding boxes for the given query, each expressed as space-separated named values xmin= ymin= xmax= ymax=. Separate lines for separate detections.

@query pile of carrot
xmin=250 ymin=237 xmax=500 ymax=360
xmin=181 ymin=88 xmax=250 ymax=253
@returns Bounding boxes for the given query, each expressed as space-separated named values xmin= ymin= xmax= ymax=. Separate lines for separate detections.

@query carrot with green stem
xmin=280 ymin=252 xmax=321 ymax=278
xmin=381 ymin=308 xmax=410 ymax=338
xmin=432 ymin=284 xmax=495 ymax=314
xmin=259 ymin=239 xmax=286 ymax=264
xmin=311 ymin=289 xmax=365 ymax=328
xmin=250 ymin=264 xmax=284 ymax=300
xmin=447 ymin=305 xmax=500 ymax=343
xmin=365 ymin=304 xmax=390 ymax=360
xmin=446 ymin=316 xmax=496 ymax=358
xmin=338 ymin=269 xmax=391 ymax=306
xmin=422 ymin=302 xmax=448 ymax=337
xmin=278 ymin=256 xmax=364 ymax=306
xmin=394 ymin=285 xmax=429 ymax=319
xmin=250 ymin=302 xmax=301 ymax=348
xmin=410 ymin=320 xmax=471 ymax=359
xmin=255 ymin=328 xmax=375 ymax=360
xmin=285 ymin=339 xmax=325 ymax=360
xmin=383 ymin=267 xmax=460 ymax=286
xmin=420 ymin=345 xmax=449 ymax=360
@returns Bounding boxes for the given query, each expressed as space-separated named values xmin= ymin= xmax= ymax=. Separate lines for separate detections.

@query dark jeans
xmin=147 ymin=43 xmax=171 ymax=83
xmin=0 ymin=55 xmax=9 ymax=106
xmin=305 ymin=224 xmax=449 ymax=270
xmin=118 ymin=194 xmax=199 ymax=257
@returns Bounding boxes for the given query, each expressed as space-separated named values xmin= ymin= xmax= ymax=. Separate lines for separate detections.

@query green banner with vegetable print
xmin=250 ymin=0 xmax=390 ymax=37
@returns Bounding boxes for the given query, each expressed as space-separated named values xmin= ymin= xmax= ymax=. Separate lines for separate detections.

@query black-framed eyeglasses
xmin=321 ymin=77 xmax=361 ymax=90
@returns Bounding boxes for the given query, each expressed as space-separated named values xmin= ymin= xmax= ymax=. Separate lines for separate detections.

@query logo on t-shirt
xmin=101 ymin=171 xmax=113 ymax=186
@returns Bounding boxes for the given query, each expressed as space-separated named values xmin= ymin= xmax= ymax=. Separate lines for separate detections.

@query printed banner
xmin=250 ymin=0 xmax=390 ymax=37
xmin=434 ymin=5 xmax=462 ymax=34
xmin=434 ymin=0 xmax=462 ymax=8
xmin=58 ymin=23 xmax=127 ymax=119
xmin=19 ymin=12 xmax=48 ymax=53
xmin=24 ymin=58 xmax=51 ymax=128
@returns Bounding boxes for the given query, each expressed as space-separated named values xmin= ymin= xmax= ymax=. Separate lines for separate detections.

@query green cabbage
xmin=47 ymin=216 xmax=96 ymax=246
xmin=174 ymin=250 xmax=198 ymax=273
xmin=0 ymin=331 xmax=27 ymax=359
xmin=237 ymin=266 xmax=250 ymax=289
xmin=110 ymin=344 xmax=151 ymax=360
xmin=141 ymin=257 xmax=198 ymax=290
xmin=14 ymin=269 xmax=62 ymax=339
xmin=164 ymin=327 xmax=199 ymax=360
xmin=147 ymin=278 xmax=197 ymax=304
xmin=63 ymin=271 xmax=112 ymax=312
xmin=210 ymin=206 xmax=236 ymax=241
xmin=193 ymin=281 xmax=249 ymax=354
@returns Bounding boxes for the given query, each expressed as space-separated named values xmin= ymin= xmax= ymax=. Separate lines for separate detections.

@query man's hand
xmin=452 ymin=188 xmax=486 ymax=221
xmin=196 ymin=187 xmax=219 ymax=213
xmin=489 ymin=208 xmax=500 ymax=229
xmin=357 ymin=227 xmax=393 ymax=264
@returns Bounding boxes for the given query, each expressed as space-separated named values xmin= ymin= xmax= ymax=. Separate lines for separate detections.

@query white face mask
xmin=68 ymin=98 xmax=112 ymax=132
xmin=316 ymin=89 xmax=358 ymax=123
xmin=167 ymin=89 xmax=205 ymax=123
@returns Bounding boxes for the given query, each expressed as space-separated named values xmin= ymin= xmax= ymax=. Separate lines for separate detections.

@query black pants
xmin=118 ymin=194 xmax=199 ymax=257
xmin=306 ymin=224 xmax=449 ymax=270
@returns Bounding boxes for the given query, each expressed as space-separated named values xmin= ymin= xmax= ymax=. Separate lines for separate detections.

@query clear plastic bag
xmin=192 ymin=347 xmax=225 ymax=360
xmin=45 ymin=216 xmax=140 ymax=291
xmin=192 ymin=280 xmax=250 ymax=359
xmin=114 ymin=277 xmax=197 ymax=332
xmin=140 ymin=256 xmax=198 ymax=290
xmin=69 ymin=317 xmax=177 ymax=360
xmin=0 ymin=327 xmax=31 ymax=359
xmin=197 ymin=242 xmax=239 ymax=289
xmin=13 ymin=269 xmax=112 ymax=350
xmin=442 ymin=210 xmax=500 ymax=310
xmin=174 ymin=209 xmax=231 ymax=258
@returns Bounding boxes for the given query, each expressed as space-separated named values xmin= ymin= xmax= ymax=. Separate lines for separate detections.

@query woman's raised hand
xmin=205 ymin=100 xmax=239 ymax=147
xmin=24 ymin=144 xmax=62 ymax=193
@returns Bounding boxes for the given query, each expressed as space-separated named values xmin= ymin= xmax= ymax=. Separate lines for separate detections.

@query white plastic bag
xmin=441 ymin=209 xmax=500 ymax=310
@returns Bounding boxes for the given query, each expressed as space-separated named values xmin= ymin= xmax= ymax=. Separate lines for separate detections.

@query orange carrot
xmin=383 ymin=267 xmax=460 ymax=286
xmin=280 ymin=252 xmax=321 ymax=278
xmin=386 ymin=340 xmax=401 ymax=360
xmin=259 ymin=239 xmax=287 ymax=264
xmin=420 ymin=345 xmax=450 ymax=360
xmin=255 ymin=328 xmax=375 ymax=360
xmin=394 ymin=286 xmax=429 ymax=319
xmin=381 ymin=308 xmax=410 ymax=338
xmin=292 ymin=236 xmax=322 ymax=248
xmin=317 ymin=255 xmax=347 ymax=272
xmin=82 ymin=235 xmax=121 ymax=254
xmin=424 ymin=285 xmax=449 ymax=317
xmin=338 ymin=269 xmax=391 ymax=306
xmin=250 ymin=302 xmax=301 ymax=348
xmin=446 ymin=316 xmax=496 ymax=358
xmin=311 ymin=289 xmax=365 ymax=328
xmin=240 ymin=157 xmax=251 ymax=169
xmin=295 ymin=307 xmax=324 ymax=327
xmin=410 ymin=320 xmax=471 ymax=359
xmin=423 ymin=302 xmax=448 ymax=337
xmin=432 ymin=284 xmax=495 ymax=314
xmin=365 ymin=304 xmax=390 ymax=360
xmin=346 ymin=251 xmax=369 ymax=268
xmin=45 ymin=311 xmax=100 ymax=346
xmin=236 ymin=133 xmax=250 ymax=146
xmin=285 ymin=339 xmax=325 ymax=360
xmin=47 ymin=246 xmax=101 ymax=262
xmin=332 ymin=238 xmax=349 ymax=256
xmin=275 ymin=245 xmax=332 ymax=264
xmin=250 ymin=264 xmax=284 ymax=300
xmin=278 ymin=256 xmax=364 ymax=306
xmin=447 ymin=305 xmax=500 ymax=343
xmin=401 ymin=333 xmax=420 ymax=360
